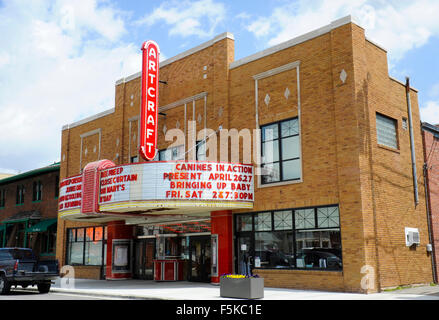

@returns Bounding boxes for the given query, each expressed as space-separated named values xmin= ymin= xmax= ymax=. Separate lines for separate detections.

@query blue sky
xmin=1 ymin=0 xmax=439 ymax=173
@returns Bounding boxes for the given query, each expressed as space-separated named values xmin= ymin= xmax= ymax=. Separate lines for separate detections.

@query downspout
xmin=405 ymin=77 xmax=419 ymax=205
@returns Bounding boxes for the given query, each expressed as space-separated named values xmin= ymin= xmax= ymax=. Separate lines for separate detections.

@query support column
xmin=210 ymin=210 xmax=233 ymax=283
xmin=106 ymin=220 xmax=134 ymax=280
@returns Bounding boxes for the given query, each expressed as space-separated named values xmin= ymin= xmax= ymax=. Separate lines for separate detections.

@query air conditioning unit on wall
xmin=405 ymin=227 xmax=420 ymax=247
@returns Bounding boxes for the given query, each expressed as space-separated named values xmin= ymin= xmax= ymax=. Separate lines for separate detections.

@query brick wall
xmin=0 ymin=167 xmax=59 ymax=257
xmin=56 ymin=21 xmax=434 ymax=290
xmin=423 ymin=128 xmax=439 ymax=283
xmin=0 ymin=170 xmax=59 ymax=220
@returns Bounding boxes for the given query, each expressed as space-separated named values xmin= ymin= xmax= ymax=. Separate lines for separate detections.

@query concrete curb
xmin=24 ymin=286 xmax=166 ymax=300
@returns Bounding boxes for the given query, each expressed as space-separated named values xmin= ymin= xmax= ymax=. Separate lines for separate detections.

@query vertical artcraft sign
xmin=139 ymin=40 xmax=160 ymax=160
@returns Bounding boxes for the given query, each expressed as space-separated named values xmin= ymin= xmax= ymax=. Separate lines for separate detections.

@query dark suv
xmin=0 ymin=248 xmax=59 ymax=294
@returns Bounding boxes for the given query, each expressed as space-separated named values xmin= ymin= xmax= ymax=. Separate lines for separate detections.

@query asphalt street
xmin=0 ymin=289 xmax=137 ymax=300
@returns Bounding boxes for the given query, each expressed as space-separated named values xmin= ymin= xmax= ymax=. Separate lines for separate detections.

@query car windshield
xmin=7 ymin=249 xmax=35 ymax=260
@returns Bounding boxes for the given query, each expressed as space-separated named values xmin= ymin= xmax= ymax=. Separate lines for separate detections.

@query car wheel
xmin=0 ymin=274 xmax=11 ymax=295
xmin=37 ymin=283 xmax=51 ymax=294
xmin=37 ymin=283 xmax=51 ymax=293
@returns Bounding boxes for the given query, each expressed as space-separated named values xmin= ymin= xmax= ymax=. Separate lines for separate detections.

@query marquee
xmin=58 ymin=161 xmax=254 ymax=220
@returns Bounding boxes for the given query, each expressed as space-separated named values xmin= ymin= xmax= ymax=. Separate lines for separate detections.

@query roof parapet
xmin=115 ymin=32 xmax=234 ymax=86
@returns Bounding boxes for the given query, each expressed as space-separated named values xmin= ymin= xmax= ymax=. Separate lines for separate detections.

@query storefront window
xmin=235 ymin=205 xmax=342 ymax=272
xmin=237 ymin=215 xmax=252 ymax=232
xmin=295 ymin=230 xmax=342 ymax=270
xmin=317 ymin=207 xmax=340 ymax=228
xmin=85 ymin=241 xmax=103 ymax=265
xmin=255 ymin=231 xmax=294 ymax=268
xmin=295 ymin=208 xmax=315 ymax=229
xmin=255 ymin=212 xmax=271 ymax=231
xmin=69 ymin=241 xmax=84 ymax=265
xmin=66 ymin=226 xmax=106 ymax=266
xmin=273 ymin=210 xmax=292 ymax=230
xmin=40 ymin=231 xmax=56 ymax=255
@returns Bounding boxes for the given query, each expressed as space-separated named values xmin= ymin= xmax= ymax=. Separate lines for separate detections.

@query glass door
xmin=235 ymin=234 xmax=254 ymax=275
xmin=133 ymin=238 xmax=155 ymax=280
xmin=144 ymin=239 xmax=155 ymax=279
xmin=188 ymin=236 xmax=211 ymax=282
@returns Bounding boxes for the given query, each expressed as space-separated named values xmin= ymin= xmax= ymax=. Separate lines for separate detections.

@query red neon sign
xmin=140 ymin=40 xmax=160 ymax=161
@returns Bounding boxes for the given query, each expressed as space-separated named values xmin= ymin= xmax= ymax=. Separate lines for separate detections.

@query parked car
xmin=0 ymin=248 xmax=59 ymax=294
xmin=297 ymin=248 xmax=342 ymax=270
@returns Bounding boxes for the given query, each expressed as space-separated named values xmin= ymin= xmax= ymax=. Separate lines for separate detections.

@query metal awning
xmin=1 ymin=211 xmax=42 ymax=223
xmin=26 ymin=218 xmax=57 ymax=233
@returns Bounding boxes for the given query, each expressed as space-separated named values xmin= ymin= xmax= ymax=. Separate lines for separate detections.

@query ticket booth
xmin=106 ymin=221 xmax=134 ymax=280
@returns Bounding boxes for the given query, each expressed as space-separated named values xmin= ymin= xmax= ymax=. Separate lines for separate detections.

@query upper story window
xmin=159 ymin=145 xmax=185 ymax=161
xmin=376 ymin=113 xmax=398 ymax=149
xmin=196 ymin=140 xmax=206 ymax=161
xmin=32 ymin=180 xmax=43 ymax=202
xmin=130 ymin=156 xmax=139 ymax=163
xmin=0 ymin=189 xmax=5 ymax=207
xmin=261 ymin=118 xmax=301 ymax=184
xmin=16 ymin=185 xmax=25 ymax=205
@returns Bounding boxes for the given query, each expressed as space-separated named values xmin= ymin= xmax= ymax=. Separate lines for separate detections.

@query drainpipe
xmin=405 ymin=77 xmax=419 ymax=206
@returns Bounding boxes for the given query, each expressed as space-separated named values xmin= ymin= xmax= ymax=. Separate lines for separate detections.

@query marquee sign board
xmin=58 ymin=175 xmax=82 ymax=213
xmin=139 ymin=40 xmax=160 ymax=161
xmin=99 ymin=161 xmax=253 ymax=207
xmin=58 ymin=161 xmax=254 ymax=219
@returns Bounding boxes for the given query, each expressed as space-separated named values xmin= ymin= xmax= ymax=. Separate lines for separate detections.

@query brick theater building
xmin=56 ymin=16 xmax=434 ymax=293
xmin=0 ymin=163 xmax=60 ymax=259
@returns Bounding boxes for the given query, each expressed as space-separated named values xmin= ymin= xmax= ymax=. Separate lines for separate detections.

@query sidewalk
xmin=42 ymin=278 xmax=439 ymax=300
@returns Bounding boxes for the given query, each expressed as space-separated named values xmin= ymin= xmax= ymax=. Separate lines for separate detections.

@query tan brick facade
xmin=57 ymin=18 xmax=434 ymax=292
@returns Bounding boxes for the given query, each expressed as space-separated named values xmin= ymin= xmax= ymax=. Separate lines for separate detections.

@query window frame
xmin=260 ymin=117 xmax=301 ymax=185
xmin=32 ymin=180 xmax=43 ymax=202
xmin=196 ymin=140 xmax=206 ymax=161
xmin=376 ymin=112 xmax=399 ymax=150
xmin=234 ymin=205 xmax=342 ymax=272
xmin=159 ymin=144 xmax=185 ymax=161
xmin=66 ymin=226 xmax=107 ymax=267
xmin=0 ymin=189 xmax=5 ymax=208
xmin=16 ymin=185 xmax=25 ymax=205
xmin=40 ymin=230 xmax=56 ymax=256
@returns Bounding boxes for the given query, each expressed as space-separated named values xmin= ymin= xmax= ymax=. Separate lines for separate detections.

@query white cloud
xmin=0 ymin=0 xmax=140 ymax=172
xmin=136 ymin=0 xmax=226 ymax=38
xmin=247 ymin=18 xmax=273 ymax=38
xmin=421 ymin=101 xmax=439 ymax=125
xmin=429 ymin=83 xmax=439 ymax=98
xmin=0 ymin=168 xmax=19 ymax=175
xmin=244 ymin=0 xmax=439 ymax=63
xmin=0 ymin=52 xmax=10 ymax=69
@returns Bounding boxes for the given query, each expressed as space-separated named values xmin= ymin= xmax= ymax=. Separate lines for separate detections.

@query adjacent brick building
xmin=56 ymin=16 xmax=434 ymax=293
xmin=0 ymin=163 xmax=59 ymax=259
xmin=421 ymin=122 xmax=439 ymax=284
